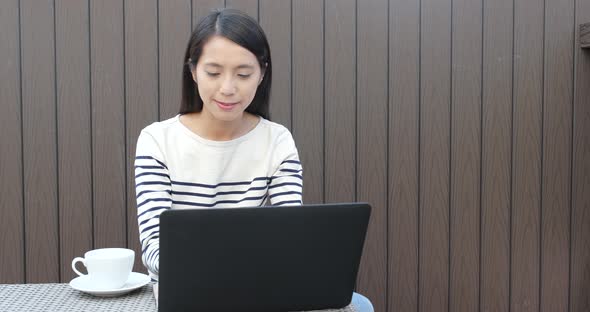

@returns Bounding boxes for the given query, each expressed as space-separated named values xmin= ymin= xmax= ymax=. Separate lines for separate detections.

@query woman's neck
xmin=180 ymin=111 xmax=258 ymax=141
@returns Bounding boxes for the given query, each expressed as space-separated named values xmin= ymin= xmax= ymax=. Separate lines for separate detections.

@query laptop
xmin=158 ymin=202 xmax=371 ymax=312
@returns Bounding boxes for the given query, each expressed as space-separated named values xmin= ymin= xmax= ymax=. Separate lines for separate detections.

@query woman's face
xmin=191 ymin=35 xmax=264 ymax=123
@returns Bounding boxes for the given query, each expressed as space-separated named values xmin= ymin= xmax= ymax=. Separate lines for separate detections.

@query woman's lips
xmin=214 ymin=100 xmax=239 ymax=111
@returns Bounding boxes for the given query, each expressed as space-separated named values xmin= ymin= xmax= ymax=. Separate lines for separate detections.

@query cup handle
xmin=71 ymin=257 xmax=87 ymax=276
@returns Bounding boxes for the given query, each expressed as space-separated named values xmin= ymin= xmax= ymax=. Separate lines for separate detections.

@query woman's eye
xmin=206 ymin=72 xmax=220 ymax=77
xmin=238 ymin=74 xmax=251 ymax=79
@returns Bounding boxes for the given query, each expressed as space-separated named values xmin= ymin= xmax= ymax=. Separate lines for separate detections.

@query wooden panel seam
xmin=580 ymin=22 xmax=589 ymax=48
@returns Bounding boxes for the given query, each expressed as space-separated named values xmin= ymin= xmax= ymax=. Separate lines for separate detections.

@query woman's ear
xmin=258 ymin=63 xmax=268 ymax=85
xmin=188 ymin=59 xmax=197 ymax=83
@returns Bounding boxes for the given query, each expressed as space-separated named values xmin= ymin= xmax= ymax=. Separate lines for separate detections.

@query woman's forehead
xmin=198 ymin=35 xmax=258 ymax=68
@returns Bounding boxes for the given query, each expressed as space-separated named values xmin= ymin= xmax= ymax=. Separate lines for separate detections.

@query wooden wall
xmin=1 ymin=0 xmax=589 ymax=311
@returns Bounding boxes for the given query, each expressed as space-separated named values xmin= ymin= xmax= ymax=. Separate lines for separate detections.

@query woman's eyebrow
xmin=236 ymin=64 xmax=255 ymax=69
xmin=204 ymin=62 xmax=222 ymax=68
xmin=204 ymin=62 xmax=255 ymax=70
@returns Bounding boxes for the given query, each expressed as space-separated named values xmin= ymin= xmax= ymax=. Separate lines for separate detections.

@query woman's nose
xmin=220 ymin=77 xmax=236 ymax=95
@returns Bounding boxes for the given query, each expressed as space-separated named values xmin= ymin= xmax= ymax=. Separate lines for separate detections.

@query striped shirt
xmin=135 ymin=115 xmax=303 ymax=280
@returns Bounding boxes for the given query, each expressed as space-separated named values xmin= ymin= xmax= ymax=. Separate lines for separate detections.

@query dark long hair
xmin=180 ymin=8 xmax=272 ymax=119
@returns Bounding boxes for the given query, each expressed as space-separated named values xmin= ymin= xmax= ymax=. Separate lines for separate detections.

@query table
xmin=0 ymin=283 xmax=372 ymax=312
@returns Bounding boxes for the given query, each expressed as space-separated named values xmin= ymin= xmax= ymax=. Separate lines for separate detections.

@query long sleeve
xmin=268 ymin=130 xmax=303 ymax=206
xmin=135 ymin=131 xmax=171 ymax=279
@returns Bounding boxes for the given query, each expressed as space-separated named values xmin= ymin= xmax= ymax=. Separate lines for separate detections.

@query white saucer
xmin=69 ymin=272 xmax=151 ymax=297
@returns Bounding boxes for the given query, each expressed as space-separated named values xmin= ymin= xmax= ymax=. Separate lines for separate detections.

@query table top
xmin=0 ymin=282 xmax=360 ymax=312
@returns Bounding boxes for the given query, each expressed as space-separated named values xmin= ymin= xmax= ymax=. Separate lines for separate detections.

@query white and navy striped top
xmin=135 ymin=115 xmax=303 ymax=280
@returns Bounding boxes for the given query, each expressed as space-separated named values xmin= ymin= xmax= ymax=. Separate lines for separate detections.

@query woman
xmin=135 ymin=8 xmax=303 ymax=281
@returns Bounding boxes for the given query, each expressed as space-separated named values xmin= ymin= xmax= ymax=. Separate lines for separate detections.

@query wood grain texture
xmin=192 ymin=0 xmax=223 ymax=27
xmin=581 ymin=23 xmax=590 ymax=48
xmin=480 ymin=0 xmax=513 ymax=309
xmin=259 ymin=0 xmax=291 ymax=129
xmin=125 ymin=0 xmax=159 ymax=273
xmin=292 ymin=0 xmax=323 ymax=204
xmin=540 ymin=0 xmax=575 ymax=309
xmin=324 ymin=0 xmax=355 ymax=204
xmin=21 ymin=0 xmax=60 ymax=283
xmin=225 ymin=0 xmax=258 ymax=20
xmin=571 ymin=1 xmax=590 ymax=311
xmin=0 ymin=0 xmax=25 ymax=284
xmin=356 ymin=0 xmax=388 ymax=310
xmin=511 ymin=0 xmax=544 ymax=309
xmin=158 ymin=0 xmax=191 ymax=120
xmin=450 ymin=0 xmax=482 ymax=309
xmin=419 ymin=0 xmax=452 ymax=309
xmin=91 ymin=0 xmax=127 ymax=249
xmin=389 ymin=0 xmax=419 ymax=309
xmin=55 ymin=0 xmax=92 ymax=282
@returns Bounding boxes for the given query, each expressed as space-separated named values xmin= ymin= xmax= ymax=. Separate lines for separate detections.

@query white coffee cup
xmin=72 ymin=248 xmax=135 ymax=290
